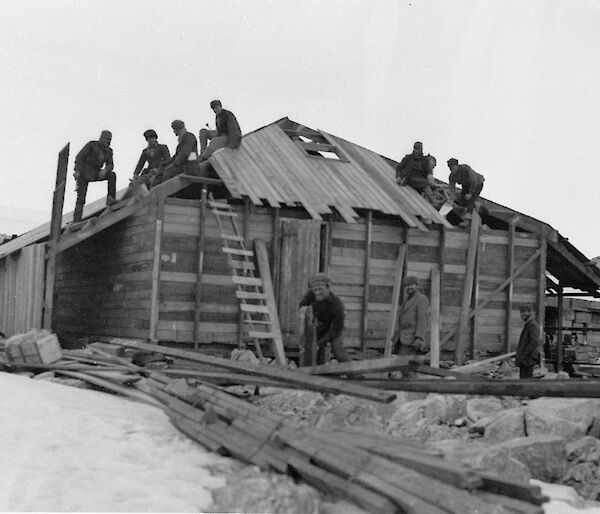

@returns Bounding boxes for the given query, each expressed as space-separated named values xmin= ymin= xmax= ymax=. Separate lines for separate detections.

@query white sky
xmin=1 ymin=0 xmax=599 ymax=256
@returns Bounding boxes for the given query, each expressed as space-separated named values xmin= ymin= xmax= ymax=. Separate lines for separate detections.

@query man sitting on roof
xmin=152 ymin=120 xmax=199 ymax=186
xmin=199 ymin=99 xmax=242 ymax=162
xmin=396 ymin=142 xmax=437 ymax=203
xmin=132 ymin=129 xmax=171 ymax=187
xmin=73 ymin=130 xmax=117 ymax=223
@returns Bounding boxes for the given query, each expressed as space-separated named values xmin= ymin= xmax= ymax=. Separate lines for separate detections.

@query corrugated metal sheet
xmin=209 ymin=121 xmax=451 ymax=228
xmin=0 ymin=243 xmax=45 ymax=336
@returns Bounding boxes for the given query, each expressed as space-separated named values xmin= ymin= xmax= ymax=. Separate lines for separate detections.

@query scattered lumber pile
xmin=0 ymin=337 xmax=552 ymax=513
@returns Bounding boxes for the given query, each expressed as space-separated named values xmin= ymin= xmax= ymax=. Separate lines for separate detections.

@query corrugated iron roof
xmin=209 ymin=118 xmax=452 ymax=228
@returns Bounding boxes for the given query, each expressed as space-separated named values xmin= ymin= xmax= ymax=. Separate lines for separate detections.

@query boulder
xmin=316 ymin=403 xmax=380 ymax=431
xmin=562 ymin=462 xmax=600 ymax=501
xmin=430 ymin=439 xmax=530 ymax=482
xmin=421 ymin=394 xmax=467 ymax=424
xmin=483 ymin=408 xmax=526 ymax=444
xmin=386 ymin=399 xmax=426 ymax=429
xmin=497 ymin=435 xmax=567 ymax=481
xmin=565 ymin=436 xmax=600 ymax=462
xmin=525 ymin=398 xmax=600 ymax=442
xmin=466 ymin=397 xmax=504 ymax=422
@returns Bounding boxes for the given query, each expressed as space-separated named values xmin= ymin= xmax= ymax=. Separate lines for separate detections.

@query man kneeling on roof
xmin=299 ymin=273 xmax=351 ymax=365
xmin=131 ymin=129 xmax=171 ymax=187
xmin=152 ymin=120 xmax=199 ymax=186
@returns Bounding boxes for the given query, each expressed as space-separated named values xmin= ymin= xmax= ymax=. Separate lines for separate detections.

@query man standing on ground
xmin=393 ymin=276 xmax=430 ymax=356
xmin=396 ymin=142 xmax=436 ymax=202
xmin=153 ymin=120 xmax=199 ymax=185
xmin=132 ymin=129 xmax=171 ymax=186
xmin=516 ymin=304 xmax=540 ymax=379
xmin=199 ymin=99 xmax=242 ymax=161
xmin=73 ymin=130 xmax=116 ymax=223
xmin=446 ymin=158 xmax=485 ymax=227
xmin=299 ymin=273 xmax=351 ymax=365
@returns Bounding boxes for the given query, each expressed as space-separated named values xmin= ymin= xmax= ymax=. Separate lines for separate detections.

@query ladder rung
xmin=213 ymin=210 xmax=238 ymax=217
xmin=243 ymin=319 xmax=272 ymax=325
xmin=222 ymin=248 xmax=254 ymax=257
xmin=235 ymin=291 xmax=267 ymax=300
xmin=209 ymin=201 xmax=233 ymax=210
xmin=248 ymin=331 xmax=278 ymax=339
xmin=230 ymin=260 xmax=255 ymax=271
xmin=240 ymin=304 xmax=271 ymax=314
xmin=232 ymin=276 xmax=263 ymax=287
xmin=220 ymin=233 xmax=245 ymax=241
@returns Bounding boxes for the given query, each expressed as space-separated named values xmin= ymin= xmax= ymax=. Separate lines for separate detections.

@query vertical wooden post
xmin=505 ymin=216 xmax=518 ymax=352
xmin=470 ymin=243 xmax=480 ymax=358
xmin=272 ymin=207 xmax=281 ymax=301
xmin=537 ymin=228 xmax=548 ymax=365
xmin=237 ymin=197 xmax=251 ymax=346
xmin=149 ymin=197 xmax=165 ymax=343
xmin=384 ymin=241 xmax=407 ymax=358
xmin=454 ymin=210 xmax=481 ymax=365
xmin=43 ymin=143 xmax=69 ymax=330
xmin=557 ymin=283 xmax=563 ymax=372
xmin=438 ymin=226 xmax=446 ymax=302
xmin=193 ymin=189 xmax=207 ymax=348
xmin=361 ymin=211 xmax=372 ymax=357
xmin=430 ymin=267 xmax=441 ymax=368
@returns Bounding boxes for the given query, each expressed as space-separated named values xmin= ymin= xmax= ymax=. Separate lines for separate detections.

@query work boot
xmin=106 ymin=196 xmax=117 ymax=206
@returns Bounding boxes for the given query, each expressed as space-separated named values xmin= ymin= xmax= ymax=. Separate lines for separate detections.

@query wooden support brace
xmin=384 ymin=242 xmax=407 ymax=357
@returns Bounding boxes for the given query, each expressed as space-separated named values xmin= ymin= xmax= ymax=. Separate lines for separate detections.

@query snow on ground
xmin=0 ymin=371 xmax=228 ymax=512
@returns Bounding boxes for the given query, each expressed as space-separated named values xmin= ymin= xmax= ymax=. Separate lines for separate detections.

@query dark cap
xmin=404 ymin=276 xmax=419 ymax=286
xmin=171 ymin=120 xmax=185 ymax=129
xmin=519 ymin=303 xmax=533 ymax=312
xmin=447 ymin=158 xmax=459 ymax=167
xmin=309 ymin=272 xmax=331 ymax=288
xmin=413 ymin=141 xmax=423 ymax=148
xmin=100 ymin=130 xmax=112 ymax=139
xmin=143 ymin=129 xmax=158 ymax=140
xmin=210 ymin=99 xmax=222 ymax=108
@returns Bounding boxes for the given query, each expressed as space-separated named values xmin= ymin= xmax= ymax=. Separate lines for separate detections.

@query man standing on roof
xmin=153 ymin=120 xmax=199 ymax=185
xmin=73 ymin=130 xmax=117 ymax=223
xmin=396 ymin=142 xmax=437 ymax=202
xmin=515 ymin=304 xmax=540 ymax=379
xmin=299 ymin=273 xmax=351 ymax=365
xmin=132 ymin=129 xmax=171 ymax=186
xmin=446 ymin=158 xmax=485 ymax=227
xmin=393 ymin=276 xmax=430 ymax=356
xmin=199 ymin=99 xmax=242 ymax=162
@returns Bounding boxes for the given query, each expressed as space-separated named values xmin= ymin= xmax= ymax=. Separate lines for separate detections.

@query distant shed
xmin=1 ymin=118 xmax=599 ymax=363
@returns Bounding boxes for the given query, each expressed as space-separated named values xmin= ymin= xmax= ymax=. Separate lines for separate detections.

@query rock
xmin=565 ymin=436 xmax=600 ymax=462
xmin=386 ymin=399 xmax=426 ymax=429
xmin=562 ymin=462 xmax=600 ymax=501
xmin=466 ymin=397 xmax=504 ymax=422
xmin=525 ymin=398 xmax=600 ymax=442
xmin=533 ymin=365 xmax=549 ymax=378
xmin=588 ymin=415 xmax=600 ymax=438
xmin=316 ymin=403 xmax=380 ymax=431
xmin=497 ymin=435 xmax=567 ymax=481
xmin=483 ymin=408 xmax=526 ymax=444
xmin=542 ymin=371 xmax=570 ymax=380
xmin=430 ymin=439 xmax=531 ymax=482
xmin=421 ymin=394 xmax=467 ymax=424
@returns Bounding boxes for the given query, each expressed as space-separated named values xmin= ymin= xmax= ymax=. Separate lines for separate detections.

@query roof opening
xmin=284 ymin=128 xmax=348 ymax=162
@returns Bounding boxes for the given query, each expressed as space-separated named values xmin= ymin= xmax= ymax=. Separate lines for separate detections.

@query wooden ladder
xmin=208 ymin=194 xmax=287 ymax=365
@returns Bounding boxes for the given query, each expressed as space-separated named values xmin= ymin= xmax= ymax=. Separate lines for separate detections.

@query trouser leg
xmin=316 ymin=342 xmax=328 ymax=365
xmin=200 ymin=135 xmax=228 ymax=161
xmin=330 ymin=335 xmax=351 ymax=363
xmin=519 ymin=366 xmax=534 ymax=379
xmin=106 ymin=171 xmax=117 ymax=199
xmin=74 ymin=178 xmax=89 ymax=222
xmin=199 ymin=128 xmax=217 ymax=153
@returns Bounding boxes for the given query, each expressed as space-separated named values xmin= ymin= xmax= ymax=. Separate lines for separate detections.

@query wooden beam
xmin=272 ymin=207 xmax=281 ymax=302
xmin=537 ymin=229 xmax=547 ymax=366
xmin=43 ymin=143 xmax=69 ymax=330
xmin=454 ymin=211 xmax=481 ymax=365
xmin=237 ymin=197 xmax=251 ymax=346
xmin=471 ymin=236 xmax=481 ymax=358
xmin=193 ymin=189 xmax=207 ymax=348
xmin=437 ymin=226 xmax=446 ymax=300
xmin=149 ymin=198 xmax=165 ymax=343
xmin=299 ymin=355 xmax=424 ymax=377
xmin=429 ymin=268 xmax=441 ymax=368
xmin=547 ymin=239 xmax=600 ymax=290
xmin=384 ymin=243 xmax=407 ymax=357
xmin=505 ymin=216 xmax=518 ymax=352
xmin=557 ymin=284 xmax=563 ymax=372
xmin=361 ymin=211 xmax=373 ymax=356
xmin=441 ymin=247 xmax=542 ymax=348
xmin=254 ymin=239 xmax=287 ymax=365
xmin=111 ymin=339 xmax=397 ymax=403
xmin=452 ymin=351 xmax=516 ymax=373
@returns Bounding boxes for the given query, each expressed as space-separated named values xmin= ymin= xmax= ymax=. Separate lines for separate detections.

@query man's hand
xmin=427 ymin=174 xmax=436 ymax=186
xmin=413 ymin=337 xmax=426 ymax=353
xmin=73 ymin=170 xmax=80 ymax=180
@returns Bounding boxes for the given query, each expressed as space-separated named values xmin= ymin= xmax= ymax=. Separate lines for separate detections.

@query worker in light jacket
xmin=393 ymin=276 xmax=430 ymax=355
xmin=515 ymin=303 xmax=540 ymax=378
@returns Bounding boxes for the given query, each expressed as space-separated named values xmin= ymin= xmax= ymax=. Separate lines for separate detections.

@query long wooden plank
xmin=384 ymin=243 xmax=407 ymax=357
xmin=505 ymin=216 xmax=518 ymax=352
xmin=193 ymin=190 xmax=207 ymax=348
xmin=299 ymin=355 xmax=424 ymax=376
xmin=429 ymin=267 xmax=441 ymax=368
xmin=254 ymin=239 xmax=287 ymax=365
xmin=361 ymin=211 xmax=372 ymax=356
xmin=111 ymin=339 xmax=396 ymax=403
xmin=149 ymin=199 xmax=164 ymax=342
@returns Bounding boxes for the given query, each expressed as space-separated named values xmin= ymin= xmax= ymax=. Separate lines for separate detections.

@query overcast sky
xmin=1 ymin=0 xmax=599 ymax=256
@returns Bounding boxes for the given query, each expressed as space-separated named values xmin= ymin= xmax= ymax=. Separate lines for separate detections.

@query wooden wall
xmin=54 ymin=205 xmax=156 ymax=341
xmin=0 ymin=244 xmax=45 ymax=336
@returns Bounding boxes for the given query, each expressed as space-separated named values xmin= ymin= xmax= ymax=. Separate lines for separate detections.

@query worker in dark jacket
xmin=73 ymin=130 xmax=116 ymax=222
xmin=153 ymin=120 xmax=199 ymax=185
xmin=515 ymin=303 xmax=540 ymax=378
xmin=299 ymin=273 xmax=350 ymax=364
xmin=447 ymin=158 xmax=485 ymax=226
xmin=199 ymin=99 xmax=242 ymax=161
xmin=132 ymin=129 xmax=171 ymax=185
xmin=396 ymin=142 xmax=436 ymax=202
xmin=393 ymin=276 xmax=430 ymax=355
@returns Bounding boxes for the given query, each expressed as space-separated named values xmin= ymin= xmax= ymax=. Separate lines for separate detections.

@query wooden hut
xmin=1 ymin=118 xmax=599 ymax=364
